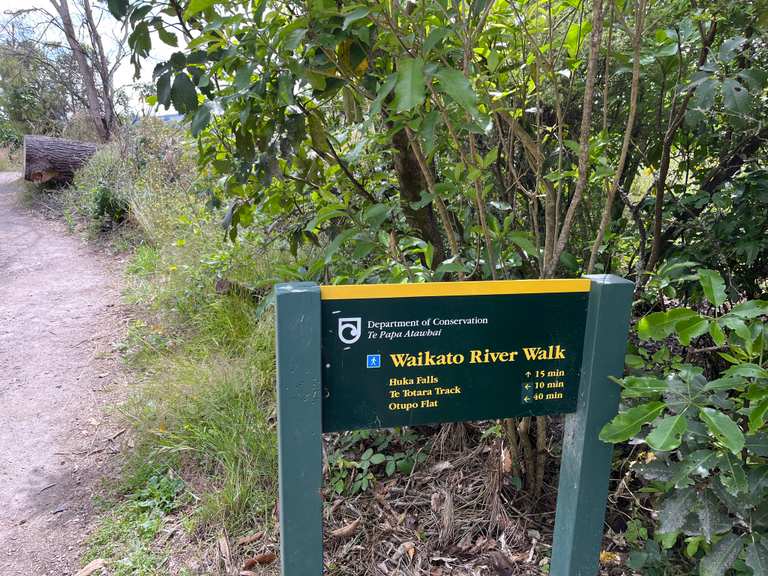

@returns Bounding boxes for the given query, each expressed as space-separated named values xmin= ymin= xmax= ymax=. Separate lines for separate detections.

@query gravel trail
xmin=0 ymin=173 xmax=126 ymax=575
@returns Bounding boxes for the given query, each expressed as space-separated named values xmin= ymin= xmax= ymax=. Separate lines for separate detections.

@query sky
xmin=2 ymin=0 xmax=176 ymax=112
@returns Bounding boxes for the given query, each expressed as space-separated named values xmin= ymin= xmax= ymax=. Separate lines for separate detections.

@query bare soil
xmin=0 ymin=173 xmax=127 ymax=575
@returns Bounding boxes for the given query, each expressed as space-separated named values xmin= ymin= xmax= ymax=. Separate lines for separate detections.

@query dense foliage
xmin=0 ymin=37 xmax=84 ymax=136
xmin=601 ymin=269 xmax=768 ymax=574
xmin=110 ymin=0 xmax=768 ymax=293
xmin=0 ymin=110 xmax=20 ymax=149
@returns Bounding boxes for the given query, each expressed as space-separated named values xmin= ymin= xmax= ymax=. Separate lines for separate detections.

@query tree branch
xmin=545 ymin=0 xmax=605 ymax=277
xmin=587 ymin=0 xmax=646 ymax=274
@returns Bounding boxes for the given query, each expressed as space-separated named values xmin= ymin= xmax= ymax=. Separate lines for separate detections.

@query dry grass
xmin=189 ymin=420 xmax=633 ymax=576
xmin=322 ymin=433 xmax=545 ymax=576
xmin=314 ymin=423 xmax=634 ymax=576
xmin=0 ymin=146 xmax=20 ymax=171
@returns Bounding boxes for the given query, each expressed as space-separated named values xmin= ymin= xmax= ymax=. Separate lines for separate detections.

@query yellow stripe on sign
xmin=320 ymin=279 xmax=591 ymax=300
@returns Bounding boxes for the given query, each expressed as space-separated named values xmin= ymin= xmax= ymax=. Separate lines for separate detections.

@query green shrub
xmin=0 ymin=118 xmax=20 ymax=150
xmin=0 ymin=147 xmax=19 ymax=171
xmin=92 ymin=181 xmax=130 ymax=223
xmin=68 ymin=118 xmax=197 ymax=234
xmin=0 ymin=117 xmax=21 ymax=171
xmin=84 ymin=471 xmax=184 ymax=575
xmin=601 ymin=269 xmax=768 ymax=575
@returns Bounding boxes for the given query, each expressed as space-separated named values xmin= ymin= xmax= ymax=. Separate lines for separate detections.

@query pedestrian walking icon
xmin=366 ymin=354 xmax=381 ymax=368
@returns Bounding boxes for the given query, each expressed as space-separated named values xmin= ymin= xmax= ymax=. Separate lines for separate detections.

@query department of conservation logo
xmin=338 ymin=317 xmax=362 ymax=344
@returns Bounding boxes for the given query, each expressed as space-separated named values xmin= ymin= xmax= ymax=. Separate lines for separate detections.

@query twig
xmin=587 ymin=0 xmax=646 ymax=274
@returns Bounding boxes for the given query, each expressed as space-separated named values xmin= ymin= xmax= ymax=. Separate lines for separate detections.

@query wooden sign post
xmin=275 ymin=275 xmax=633 ymax=576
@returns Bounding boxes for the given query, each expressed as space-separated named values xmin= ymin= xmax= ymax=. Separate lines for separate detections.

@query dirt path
xmin=0 ymin=173 xmax=126 ymax=575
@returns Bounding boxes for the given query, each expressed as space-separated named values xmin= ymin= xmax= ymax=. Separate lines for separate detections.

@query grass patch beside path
xmin=0 ymin=146 xmax=20 ymax=171
xmin=87 ymin=291 xmax=278 ymax=574
xmin=122 ymin=304 xmax=278 ymax=537
xmin=83 ymin=239 xmax=280 ymax=574
xmin=59 ymin=122 xmax=282 ymax=574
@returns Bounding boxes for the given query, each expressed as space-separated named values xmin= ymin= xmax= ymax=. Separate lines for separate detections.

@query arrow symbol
xmin=524 ymin=383 xmax=532 ymax=391
xmin=523 ymin=395 xmax=531 ymax=403
xmin=525 ymin=371 xmax=531 ymax=377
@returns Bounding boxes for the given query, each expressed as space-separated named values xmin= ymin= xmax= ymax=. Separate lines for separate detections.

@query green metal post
xmin=551 ymin=274 xmax=633 ymax=575
xmin=276 ymin=283 xmax=323 ymax=576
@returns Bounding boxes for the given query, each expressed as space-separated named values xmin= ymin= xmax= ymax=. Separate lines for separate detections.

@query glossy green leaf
xmin=646 ymin=414 xmax=687 ymax=452
xmin=658 ymin=487 xmax=695 ymax=533
xmin=394 ymin=58 xmax=425 ymax=113
xmin=190 ymin=105 xmax=211 ymax=136
xmin=746 ymin=540 xmax=768 ymax=575
xmin=508 ymin=232 xmax=538 ymax=259
xmin=700 ymin=532 xmax=743 ymax=576
xmin=670 ymin=449 xmax=718 ymax=487
xmin=186 ymin=0 xmax=218 ymax=17
xmin=370 ymin=452 xmax=386 ymax=464
xmin=435 ymin=67 xmax=478 ymax=117
xmin=342 ymin=7 xmax=370 ymax=30
xmin=620 ymin=376 xmax=668 ymax=398
xmin=370 ymin=74 xmax=396 ymax=116
xmin=745 ymin=433 xmax=768 ymax=457
xmin=737 ymin=69 xmax=768 ymax=90
xmin=282 ymin=27 xmax=307 ymax=51
xmin=156 ymin=72 xmax=172 ymax=108
xmin=677 ymin=315 xmax=709 ymax=345
xmin=665 ymin=371 xmax=705 ymax=412
xmin=723 ymin=78 xmax=751 ymax=116
xmin=753 ymin=501 xmax=768 ymax=528
xmin=700 ymin=407 xmax=744 ymax=455
xmin=323 ymin=229 xmax=356 ymax=263
xmin=749 ymin=398 xmax=768 ymax=433
xmin=703 ymin=376 xmax=745 ymax=393
xmin=728 ymin=300 xmax=768 ymax=319
xmin=107 ymin=0 xmax=130 ymax=19
xmin=709 ymin=322 xmax=726 ymax=347
xmin=156 ymin=25 xmax=178 ymax=47
xmin=692 ymin=77 xmax=718 ymax=111
xmin=655 ymin=42 xmax=679 ymax=58
xmin=234 ymin=64 xmax=253 ymax=90
xmin=435 ymin=260 xmax=467 ymax=276
xmin=637 ymin=308 xmax=698 ymax=340
xmin=423 ymin=27 xmax=450 ymax=54
xmin=748 ymin=466 xmax=768 ymax=499
xmin=363 ymin=204 xmax=390 ymax=229
xmin=599 ymin=401 xmax=665 ymax=443
xmin=171 ymin=73 xmax=198 ymax=113
xmin=719 ymin=36 xmax=747 ymax=62
xmin=307 ymin=112 xmax=329 ymax=153
xmin=699 ymin=269 xmax=727 ymax=307
xmin=725 ymin=363 xmax=768 ymax=379
xmin=129 ymin=22 xmax=152 ymax=58
xmin=697 ymin=492 xmax=731 ymax=542
xmin=713 ymin=474 xmax=749 ymax=513
xmin=564 ymin=21 xmax=592 ymax=58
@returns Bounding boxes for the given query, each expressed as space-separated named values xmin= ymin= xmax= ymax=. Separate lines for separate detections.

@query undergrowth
xmin=65 ymin=121 xmax=283 ymax=574
xmin=0 ymin=146 xmax=20 ymax=171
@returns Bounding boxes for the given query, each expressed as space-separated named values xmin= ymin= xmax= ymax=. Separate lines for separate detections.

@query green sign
xmin=321 ymin=280 xmax=590 ymax=432
xmin=275 ymin=276 xmax=634 ymax=576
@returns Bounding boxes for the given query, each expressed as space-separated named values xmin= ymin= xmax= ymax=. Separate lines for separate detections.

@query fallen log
xmin=23 ymin=135 xmax=97 ymax=184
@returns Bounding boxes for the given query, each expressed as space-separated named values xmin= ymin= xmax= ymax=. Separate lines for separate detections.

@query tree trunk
xmin=49 ymin=0 xmax=109 ymax=141
xmin=81 ymin=0 xmax=117 ymax=136
xmin=391 ymin=129 xmax=447 ymax=267
xmin=23 ymin=135 xmax=96 ymax=183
